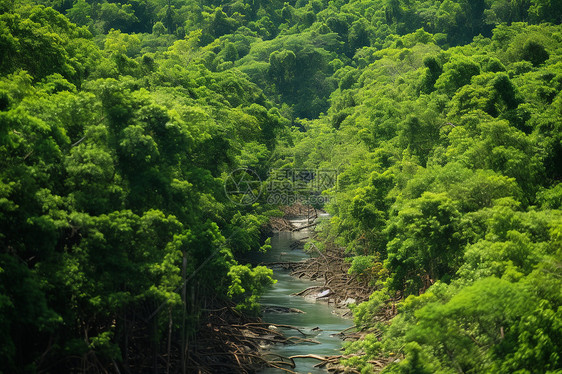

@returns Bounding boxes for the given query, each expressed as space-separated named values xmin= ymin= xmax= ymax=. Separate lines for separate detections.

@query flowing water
xmin=250 ymin=219 xmax=354 ymax=373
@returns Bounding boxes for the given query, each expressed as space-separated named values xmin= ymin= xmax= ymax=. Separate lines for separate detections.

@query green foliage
xmin=278 ymin=17 xmax=562 ymax=374
xmin=0 ymin=2 xmax=290 ymax=371
xmin=0 ymin=5 xmax=97 ymax=83
xmin=385 ymin=192 xmax=462 ymax=293
xmin=2 ymin=0 xmax=562 ymax=372
xmin=435 ymin=56 xmax=481 ymax=95
xmin=419 ymin=56 xmax=443 ymax=93
xmin=521 ymin=39 xmax=550 ymax=66
xmin=227 ymin=264 xmax=276 ymax=314
xmin=269 ymin=49 xmax=297 ymax=92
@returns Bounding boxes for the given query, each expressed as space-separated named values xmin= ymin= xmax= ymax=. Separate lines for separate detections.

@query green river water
xmin=252 ymin=219 xmax=354 ymax=374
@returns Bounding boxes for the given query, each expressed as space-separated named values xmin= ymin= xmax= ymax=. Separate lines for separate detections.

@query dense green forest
xmin=1 ymin=0 xmax=561 ymax=372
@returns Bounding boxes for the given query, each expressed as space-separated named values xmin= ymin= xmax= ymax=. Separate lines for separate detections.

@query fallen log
xmin=241 ymin=322 xmax=310 ymax=337
xmin=289 ymin=354 xmax=329 ymax=361
xmin=262 ymin=261 xmax=304 ymax=269
xmin=262 ymin=305 xmax=306 ymax=314
xmin=292 ymin=285 xmax=323 ymax=296
xmin=286 ymin=336 xmax=322 ymax=344
xmin=292 ymin=222 xmax=317 ymax=231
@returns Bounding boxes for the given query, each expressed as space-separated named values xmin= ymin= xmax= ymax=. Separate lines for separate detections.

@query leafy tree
xmin=419 ymin=56 xmax=442 ymax=93
xmin=520 ymin=39 xmax=550 ymax=66
xmin=227 ymin=264 xmax=276 ymax=314
xmin=385 ymin=192 xmax=462 ymax=294
xmin=269 ymin=49 xmax=296 ymax=92
xmin=2 ymin=1 xmax=562 ymax=373
xmin=65 ymin=144 xmax=121 ymax=214
xmin=435 ymin=56 xmax=481 ymax=95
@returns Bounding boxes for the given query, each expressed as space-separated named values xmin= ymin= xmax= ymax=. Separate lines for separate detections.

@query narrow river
xmin=251 ymin=221 xmax=354 ymax=373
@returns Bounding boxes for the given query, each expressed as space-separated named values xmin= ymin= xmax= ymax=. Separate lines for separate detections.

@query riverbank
xmin=255 ymin=221 xmax=355 ymax=373
xmin=253 ymin=209 xmax=387 ymax=374
xmin=197 ymin=206 xmax=377 ymax=374
xmin=188 ymin=207 xmax=348 ymax=373
xmin=266 ymin=210 xmax=374 ymax=320
xmin=188 ymin=302 xmax=323 ymax=373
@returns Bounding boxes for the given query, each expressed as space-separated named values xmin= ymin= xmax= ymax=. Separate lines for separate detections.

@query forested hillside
xmin=1 ymin=0 xmax=561 ymax=372
xmin=0 ymin=1 xmax=283 ymax=371
xmin=286 ymin=22 xmax=562 ymax=373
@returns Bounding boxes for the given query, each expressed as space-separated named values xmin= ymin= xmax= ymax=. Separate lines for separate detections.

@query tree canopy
xmin=1 ymin=0 xmax=561 ymax=372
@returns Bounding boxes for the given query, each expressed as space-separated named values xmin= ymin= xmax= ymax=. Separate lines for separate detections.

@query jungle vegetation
xmin=0 ymin=0 xmax=561 ymax=372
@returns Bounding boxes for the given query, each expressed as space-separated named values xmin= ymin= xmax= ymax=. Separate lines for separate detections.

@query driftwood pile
xmin=291 ymin=243 xmax=373 ymax=311
xmin=189 ymin=297 xmax=397 ymax=373
xmin=288 ymin=242 xmax=401 ymax=372
xmin=280 ymin=203 xmax=318 ymax=219
xmin=284 ymin=245 xmax=400 ymax=373
xmin=260 ymin=204 xmax=400 ymax=373
xmin=268 ymin=216 xmax=299 ymax=232
xmin=283 ymin=353 xmax=396 ymax=373
xmin=188 ymin=304 xmax=322 ymax=373
xmin=269 ymin=203 xmax=320 ymax=232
